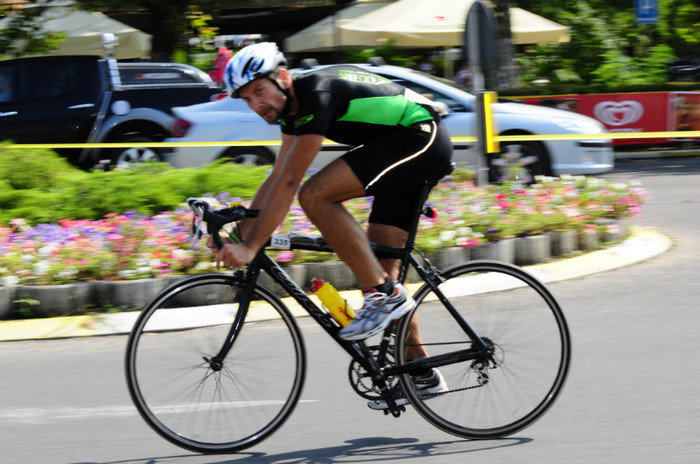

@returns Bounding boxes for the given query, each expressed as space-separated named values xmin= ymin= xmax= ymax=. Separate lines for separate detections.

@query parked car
xmin=164 ymin=62 xmax=614 ymax=179
xmin=669 ymin=58 xmax=700 ymax=82
xmin=0 ymin=55 xmax=222 ymax=168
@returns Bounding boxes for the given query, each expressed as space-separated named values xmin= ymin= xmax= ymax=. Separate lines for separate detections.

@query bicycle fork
xmin=204 ymin=268 xmax=259 ymax=371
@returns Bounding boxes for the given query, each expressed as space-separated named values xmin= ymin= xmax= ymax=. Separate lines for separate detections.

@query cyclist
xmin=215 ymin=42 xmax=453 ymax=406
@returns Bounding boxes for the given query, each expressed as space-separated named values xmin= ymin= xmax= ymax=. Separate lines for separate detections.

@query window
xmin=119 ymin=67 xmax=200 ymax=85
xmin=20 ymin=61 xmax=83 ymax=100
xmin=0 ymin=66 xmax=15 ymax=102
xmin=379 ymin=75 xmax=467 ymax=113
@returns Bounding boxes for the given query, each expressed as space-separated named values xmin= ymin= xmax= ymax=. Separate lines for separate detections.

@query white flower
xmin=171 ymin=249 xmax=191 ymax=259
xmin=1 ymin=275 xmax=19 ymax=287
xmin=457 ymin=226 xmax=473 ymax=236
xmin=33 ymin=260 xmax=51 ymax=276
xmin=56 ymin=267 xmax=78 ymax=279
xmin=38 ymin=244 xmax=59 ymax=256
xmin=439 ymin=230 xmax=457 ymax=242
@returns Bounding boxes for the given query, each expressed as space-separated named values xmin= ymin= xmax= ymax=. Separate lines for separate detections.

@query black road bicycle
xmin=125 ymin=174 xmax=571 ymax=454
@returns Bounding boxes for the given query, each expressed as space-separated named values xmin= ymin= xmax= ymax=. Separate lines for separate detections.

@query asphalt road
xmin=1 ymin=156 xmax=699 ymax=464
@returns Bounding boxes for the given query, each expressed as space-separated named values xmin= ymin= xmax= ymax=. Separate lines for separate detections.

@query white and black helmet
xmin=223 ymin=42 xmax=287 ymax=98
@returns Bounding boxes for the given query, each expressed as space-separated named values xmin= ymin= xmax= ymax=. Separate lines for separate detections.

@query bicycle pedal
xmin=381 ymin=405 xmax=405 ymax=417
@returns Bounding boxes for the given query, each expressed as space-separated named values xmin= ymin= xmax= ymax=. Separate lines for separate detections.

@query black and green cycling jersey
xmin=280 ymin=65 xmax=437 ymax=146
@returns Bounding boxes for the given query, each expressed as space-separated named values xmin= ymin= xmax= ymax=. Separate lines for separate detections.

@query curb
xmin=0 ymin=227 xmax=672 ymax=342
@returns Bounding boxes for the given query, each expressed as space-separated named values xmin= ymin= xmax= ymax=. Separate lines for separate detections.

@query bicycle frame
xmin=206 ymin=172 xmax=492 ymax=392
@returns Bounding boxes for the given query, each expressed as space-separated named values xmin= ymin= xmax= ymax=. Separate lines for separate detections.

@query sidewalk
xmin=0 ymin=227 xmax=672 ymax=342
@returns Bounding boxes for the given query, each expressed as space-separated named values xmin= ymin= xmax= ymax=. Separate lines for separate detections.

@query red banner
xmin=516 ymin=92 xmax=696 ymax=145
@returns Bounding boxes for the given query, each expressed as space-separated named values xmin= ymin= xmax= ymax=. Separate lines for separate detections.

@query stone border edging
xmin=1 ymin=219 xmax=633 ymax=320
xmin=0 ymin=227 xmax=672 ymax=341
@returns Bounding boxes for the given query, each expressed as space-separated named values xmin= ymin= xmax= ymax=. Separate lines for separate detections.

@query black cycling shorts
xmin=342 ymin=119 xmax=453 ymax=232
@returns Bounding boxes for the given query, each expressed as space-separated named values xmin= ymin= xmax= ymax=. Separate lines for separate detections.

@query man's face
xmin=239 ymin=77 xmax=287 ymax=124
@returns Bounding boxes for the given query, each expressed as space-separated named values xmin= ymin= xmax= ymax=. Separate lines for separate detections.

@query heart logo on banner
xmin=593 ymin=101 xmax=644 ymax=126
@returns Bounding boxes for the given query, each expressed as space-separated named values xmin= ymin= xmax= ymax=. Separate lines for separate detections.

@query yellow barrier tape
xmin=497 ymin=131 xmax=700 ymax=142
xmin=2 ymin=131 xmax=698 ymax=149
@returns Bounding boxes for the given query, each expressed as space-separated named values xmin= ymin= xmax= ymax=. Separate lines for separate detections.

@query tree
xmin=658 ymin=0 xmax=700 ymax=57
xmin=514 ymin=0 xmax=692 ymax=89
xmin=0 ymin=0 xmax=67 ymax=59
xmin=490 ymin=0 xmax=518 ymax=90
xmin=76 ymin=0 xmax=191 ymax=60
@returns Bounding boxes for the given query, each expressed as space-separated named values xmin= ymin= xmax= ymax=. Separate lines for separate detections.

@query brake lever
xmin=189 ymin=214 xmax=204 ymax=249
xmin=187 ymin=198 xmax=207 ymax=249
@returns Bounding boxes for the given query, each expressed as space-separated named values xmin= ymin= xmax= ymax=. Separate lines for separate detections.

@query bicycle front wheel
xmin=125 ymin=274 xmax=306 ymax=454
xmin=395 ymin=260 xmax=571 ymax=439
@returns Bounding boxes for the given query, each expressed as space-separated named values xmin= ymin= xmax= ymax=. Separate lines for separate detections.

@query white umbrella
xmin=331 ymin=0 xmax=569 ymax=48
xmin=0 ymin=5 xmax=152 ymax=59
xmin=509 ymin=7 xmax=571 ymax=45
xmin=285 ymin=0 xmax=393 ymax=53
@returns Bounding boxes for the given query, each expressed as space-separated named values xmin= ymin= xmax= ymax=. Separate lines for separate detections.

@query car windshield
xmin=377 ymin=69 xmax=470 ymax=113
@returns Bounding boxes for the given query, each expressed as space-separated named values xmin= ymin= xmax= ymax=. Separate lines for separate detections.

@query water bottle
xmin=311 ymin=278 xmax=356 ymax=327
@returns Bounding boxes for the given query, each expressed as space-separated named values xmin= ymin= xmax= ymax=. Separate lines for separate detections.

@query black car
xmin=0 ymin=55 xmax=222 ymax=167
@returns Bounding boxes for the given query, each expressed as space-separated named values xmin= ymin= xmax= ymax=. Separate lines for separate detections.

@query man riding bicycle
xmin=213 ymin=42 xmax=453 ymax=407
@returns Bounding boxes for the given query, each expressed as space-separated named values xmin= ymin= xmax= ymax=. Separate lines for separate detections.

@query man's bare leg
xmin=297 ymin=159 xmax=387 ymax=289
xmin=368 ymin=223 xmax=429 ymax=360
xmin=299 ymin=159 xmax=428 ymax=358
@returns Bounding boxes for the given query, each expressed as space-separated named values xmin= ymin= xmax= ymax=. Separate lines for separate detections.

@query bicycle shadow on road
xmin=70 ymin=436 xmax=532 ymax=464
xmin=203 ymin=435 xmax=531 ymax=463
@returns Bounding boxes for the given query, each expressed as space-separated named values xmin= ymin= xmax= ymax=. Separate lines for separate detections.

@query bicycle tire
xmin=125 ymin=273 xmax=306 ymax=454
xmin=395 ymin=260 xmax=571 ymax=439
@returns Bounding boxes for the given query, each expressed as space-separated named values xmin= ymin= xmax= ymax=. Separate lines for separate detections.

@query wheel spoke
xmin=396 ymin=261 xmax=570 ymax=439
xmin=125 ymin=275 xmax=306 ymax=453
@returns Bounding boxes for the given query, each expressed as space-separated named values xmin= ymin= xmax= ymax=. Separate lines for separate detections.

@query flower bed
xmin=0 ymin=174 xmax=649 ymax=289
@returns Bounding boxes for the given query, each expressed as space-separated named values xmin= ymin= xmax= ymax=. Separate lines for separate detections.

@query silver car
xmin=164 ymin=62 xmax=614 ymax=179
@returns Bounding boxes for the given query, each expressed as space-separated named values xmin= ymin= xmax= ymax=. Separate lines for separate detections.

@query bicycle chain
xmin=421 ymin=382 xmax=484 ymax=399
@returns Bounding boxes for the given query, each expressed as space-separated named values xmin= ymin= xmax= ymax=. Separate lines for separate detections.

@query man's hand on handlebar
xmin=206 ymin=230 xmax=254 ymax=269
xmin=215 ymin=242 xmax=257 ymax=270
xmin=206 ymin=230 xmax=236 ymax=252
xmin=187 ymin=197 xmax=260 ymax=268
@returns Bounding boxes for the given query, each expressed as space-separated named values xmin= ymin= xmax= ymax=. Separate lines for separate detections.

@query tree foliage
xmin=3 ymin=1 xmax=698 ymax=89
xmin=515 ymin=0 xmax=699 ymax=88
xmin=0 ymin=0 xmax=67 ymax=59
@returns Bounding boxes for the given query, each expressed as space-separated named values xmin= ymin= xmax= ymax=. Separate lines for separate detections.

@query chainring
xmin=348 ymin=345 xmax=397 ymax=400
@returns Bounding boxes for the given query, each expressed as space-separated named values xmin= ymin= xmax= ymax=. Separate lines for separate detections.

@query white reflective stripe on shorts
xmin=365 ymin=120 xmax=437 ymax=190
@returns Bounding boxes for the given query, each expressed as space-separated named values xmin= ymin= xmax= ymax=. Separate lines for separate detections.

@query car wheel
xmin=221 ymin=147 xmax=275 ymax=166
xmin=110 ymin=136 xmax=163 ymax=167
xmin=488 ymin=141 xmax=551 ymax=183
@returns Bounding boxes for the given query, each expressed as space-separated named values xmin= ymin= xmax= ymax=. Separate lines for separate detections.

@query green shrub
xmin=0 ymin=146 xmax=268 ymax=226
xmin=0 ymin=144 xmax=76 ymax=190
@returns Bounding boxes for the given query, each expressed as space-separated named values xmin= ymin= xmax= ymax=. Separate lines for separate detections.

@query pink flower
xmin=276 ymin=251 xmax=294 ymax=263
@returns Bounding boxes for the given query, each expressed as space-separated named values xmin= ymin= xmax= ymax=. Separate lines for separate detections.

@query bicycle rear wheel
xmin=125 ymin=274 xmax=306 ymax=454
xmin=395 ymin=260 xmax=570 ymax=439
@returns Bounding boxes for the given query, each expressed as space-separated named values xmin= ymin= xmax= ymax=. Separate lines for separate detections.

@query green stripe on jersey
xmin=337 ymin=95 xmax=432 ymax=127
